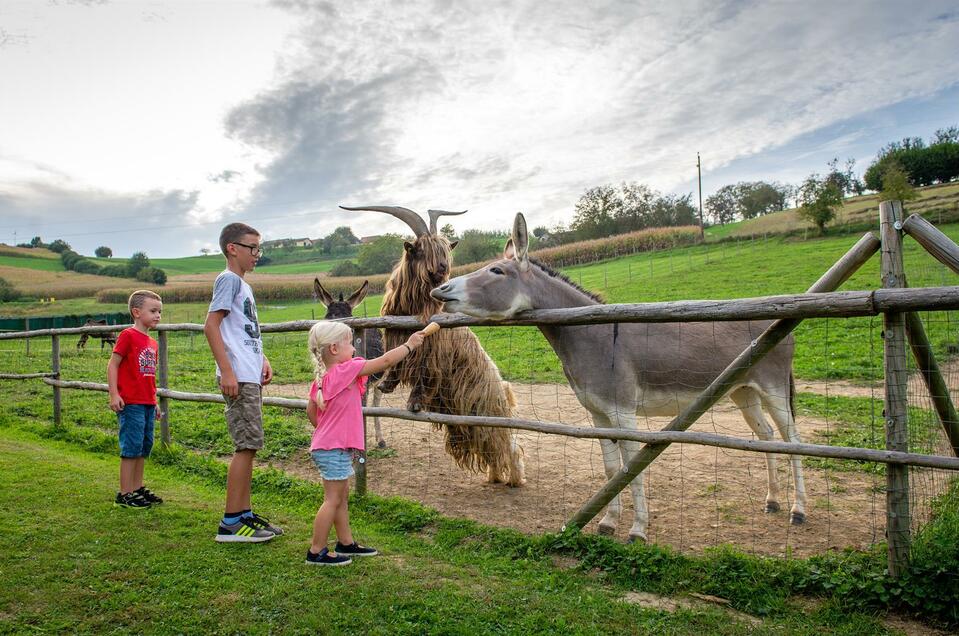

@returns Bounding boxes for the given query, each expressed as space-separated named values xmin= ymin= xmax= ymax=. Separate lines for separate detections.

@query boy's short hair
xmin=128 ymin=289 xmax=162 ymax=317
xmin=219 ymin=223 xmax=261 ymax=255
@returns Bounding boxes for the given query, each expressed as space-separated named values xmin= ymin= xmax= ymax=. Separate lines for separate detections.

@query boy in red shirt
xmin=107 ymin=290 xmax=163 ymax=509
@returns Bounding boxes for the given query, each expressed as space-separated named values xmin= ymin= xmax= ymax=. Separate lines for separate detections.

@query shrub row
xmin=60 ymin=250 xmax=168 ymax=285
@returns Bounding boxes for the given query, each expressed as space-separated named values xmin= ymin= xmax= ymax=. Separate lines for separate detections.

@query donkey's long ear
xmin=503 ymin=238 xmax=516 ymax=259
xmin=346 ymin=280 xmax=370 ymax=309
xmin=313 ymin=278 xmax=334 ymax=306
xmin=512 ymin=212 xmax=530 ymax=272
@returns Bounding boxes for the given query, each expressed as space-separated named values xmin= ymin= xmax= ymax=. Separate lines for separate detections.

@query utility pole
xmin=697 ymin=152 xmax=705 ymax=240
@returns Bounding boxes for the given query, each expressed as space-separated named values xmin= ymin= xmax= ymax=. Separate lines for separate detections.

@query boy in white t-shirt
xmin=204 ymin=222 xmax=282 ymax=543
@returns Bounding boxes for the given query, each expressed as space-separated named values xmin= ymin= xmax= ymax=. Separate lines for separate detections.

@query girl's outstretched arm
xmin=361 ymin=330 xmax=426 ymax=376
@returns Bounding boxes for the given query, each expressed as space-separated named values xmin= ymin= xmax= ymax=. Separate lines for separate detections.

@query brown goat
xmin=77 ymin=319 xmax=118 ymax=350
xmin=340 ymin=205 xmax=526 ymax=486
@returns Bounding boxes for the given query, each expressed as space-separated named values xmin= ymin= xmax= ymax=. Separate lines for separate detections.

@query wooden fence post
xmin=158 ymin=330 xmax=171 ymax=446
xmin=25 ymin=318 xmax=30 ymax=356
xmin=51 ymin=334 xmax=61 ymax=426
xmin=880 ymin=200 xmax=911 ymax=578
xmin=355 ymin=336 xmax=369 ymax=496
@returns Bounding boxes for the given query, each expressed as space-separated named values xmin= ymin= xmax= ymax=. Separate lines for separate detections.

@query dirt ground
xmin=262 ymin=372 xmax=957 ymax=558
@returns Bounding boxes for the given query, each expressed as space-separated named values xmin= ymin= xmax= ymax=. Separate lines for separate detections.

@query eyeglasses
xmin=231 ymin=241 xmax=263 ymax=257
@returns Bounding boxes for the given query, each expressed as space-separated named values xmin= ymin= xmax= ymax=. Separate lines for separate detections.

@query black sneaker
xmin=215 ymin=518 xmax=274 ymax=543
xmin=305 ymin=548 xmax=352 ymax=566
xmin=135 ymin=486 xmax=163 ymax=505
xmin=335 ymin=541 xmax=378 ymax=557
xmin=114 ymin=491 xmax=151 ymax=509
xmin=248 ymin=512 xmax=283 ymax=536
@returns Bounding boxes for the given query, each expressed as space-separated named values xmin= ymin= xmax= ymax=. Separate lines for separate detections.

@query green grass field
xmin=0 ymin=254 xmax=66 ymax=272
xmin=2 ymin=417 xmax=953 ymax=634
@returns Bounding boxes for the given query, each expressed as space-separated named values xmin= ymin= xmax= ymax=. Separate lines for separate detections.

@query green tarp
xmin=0 ymin=312 xmax=130 ymax=333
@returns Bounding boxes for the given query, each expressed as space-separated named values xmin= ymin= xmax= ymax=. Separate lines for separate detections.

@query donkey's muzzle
xmin=430 ymin=283 xmax=455 ymax=302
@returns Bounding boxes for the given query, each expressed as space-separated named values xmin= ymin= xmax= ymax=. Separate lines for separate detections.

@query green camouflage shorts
xmin=224 ymin=383 xmax=264 ymax=451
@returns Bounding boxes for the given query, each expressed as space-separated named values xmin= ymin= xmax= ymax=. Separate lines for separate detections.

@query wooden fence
xmin=2 ymin=205 xmax=959 ymax=577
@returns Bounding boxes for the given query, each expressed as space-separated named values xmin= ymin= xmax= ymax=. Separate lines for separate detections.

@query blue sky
xmin=1 ymin=1 xmax=957 ymax=258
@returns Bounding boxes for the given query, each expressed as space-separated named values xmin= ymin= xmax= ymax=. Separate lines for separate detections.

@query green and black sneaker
xmin=135 ymin=486 xmax=163 ymax=505
xmin=114 ymin=491 xmax=151 ymax=509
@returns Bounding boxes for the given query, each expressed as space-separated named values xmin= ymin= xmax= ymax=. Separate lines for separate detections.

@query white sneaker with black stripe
xmin=215 ymin=518 xmax=274 ymax=543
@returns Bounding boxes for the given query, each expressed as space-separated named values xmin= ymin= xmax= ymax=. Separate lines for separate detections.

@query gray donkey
xmin=431 ymin=213 xmax=806 ymax=542
xmin=313 ymin=278 xmax=388 ymax=448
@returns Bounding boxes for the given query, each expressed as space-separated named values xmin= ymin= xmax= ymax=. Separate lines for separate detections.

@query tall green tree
xmin=357 ymin=234 xmax=405 ymax=274
xmin=878 ymin=161 xmax=918 ymax=203
xmin=571 ymin=184 xmax=620 ymax=240
xmin=798 ymin=174 xmax=843 ymax=234
xmin=127 ymin=252 xmax=150 ymax=277
xmin=705 ymin=185 xmax=738 ymax=225
xmin=95 ymin=246 xmax=112 ymax=258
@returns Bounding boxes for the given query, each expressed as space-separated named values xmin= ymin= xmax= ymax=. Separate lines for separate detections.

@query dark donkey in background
xmin=76 ymin=319 xmax=118 ymax=350
xmin=431 ymin=212 xmax=806 ymax=542
xmin=313 ymin=279 xmax=388 ymax=448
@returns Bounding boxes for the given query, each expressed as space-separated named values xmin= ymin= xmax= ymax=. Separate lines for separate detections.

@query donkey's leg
xmin=729 ymin=387 xmax=782 ymax=514
xmin=611 ymin=410 xmax=648 ymax=543
xmin=371 ymin=385 xmax=386 ymax=448
xmin=761 ymin=390 xmax=807 ymax=525
xmin=591 ymin=412 xmax=624 ymax=536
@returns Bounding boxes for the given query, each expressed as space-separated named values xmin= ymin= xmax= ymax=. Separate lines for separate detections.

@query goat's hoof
xmin=376 ymin=440 xmax=387 ymax=449
xmin=597 ymin=523 xmax=616 ymax=536
xmin=627 ymin=533 xmax=647 ymax=544
xmin=764 ymin=501 xmax=781 ymax=514
xmin=790 ymin=511 xmax=806 ymax=525
xmin=507 ymin=479 xmax=526 ymax=488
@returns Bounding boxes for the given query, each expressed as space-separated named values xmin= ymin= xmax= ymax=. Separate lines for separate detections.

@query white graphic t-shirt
xmin=208 ymin=270 xmax=264 ymax=384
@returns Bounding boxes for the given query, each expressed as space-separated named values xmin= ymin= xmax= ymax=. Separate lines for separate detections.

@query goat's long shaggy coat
xmin=381 ymin=234 xmax=525 ymax=485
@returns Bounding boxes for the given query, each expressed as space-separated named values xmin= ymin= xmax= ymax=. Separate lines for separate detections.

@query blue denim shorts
xmin=118 ymin=404 xmax=156 ymax=458
xmin=310 ymin=449 xmax=355 ymax=481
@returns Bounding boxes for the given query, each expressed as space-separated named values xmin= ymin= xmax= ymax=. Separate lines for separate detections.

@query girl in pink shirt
xmin=305 ymin=320 xmax=426 ymax=566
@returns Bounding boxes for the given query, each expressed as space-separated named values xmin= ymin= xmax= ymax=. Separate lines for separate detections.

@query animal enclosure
xmin=2 ymin=207 xmax=958 ymax=576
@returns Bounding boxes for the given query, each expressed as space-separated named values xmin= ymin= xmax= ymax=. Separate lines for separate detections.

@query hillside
xmin=708 ymin=181 xmax=959 ymax=240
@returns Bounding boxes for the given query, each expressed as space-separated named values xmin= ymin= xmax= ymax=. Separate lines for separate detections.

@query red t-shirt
xmin=112 ymin=327 xmax=158 ymax=405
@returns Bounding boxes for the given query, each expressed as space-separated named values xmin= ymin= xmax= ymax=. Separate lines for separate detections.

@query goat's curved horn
xmin=339 ymin=205 xmax=428 ymax=237
xmin=427 ymin=209 xmax=467 ymax=234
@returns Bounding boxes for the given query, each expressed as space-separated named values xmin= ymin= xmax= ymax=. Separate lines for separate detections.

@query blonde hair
xmin=308 ymin=321 xmax=352 ymax=410
xmin=128 ymin=289 xmax=161 ymax=319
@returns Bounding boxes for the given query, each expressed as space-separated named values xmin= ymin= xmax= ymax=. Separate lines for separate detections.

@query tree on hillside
xmin=357 ymin=234 xmax=405 ymax=274
xmin=934 ymin=126 xmax=959 ymax=144
xmin=128 ymin=252 xmax=150 ymax=277
xmin=825 ymin=158 xmax=864 ymax=197
xmin=200 ymin=248 xmax=211 ymax=255
xmin=440 ymin=223 xmax=456 ymax=242
xmin=456 ymin=230 xmax=506 ymax=264
xmin=29 ymin=236 xmax=43 ymax=248
xmin=798 ymin=174 xmax=843 ymax=234
xmin=48 ymin=239 xmax=71 ymax=254
xmin=95 ymin=246 xmax=112 ymax=258
xmin=737 ymin=181 xmax=790 ymax=218
xmin=322 ymin=226 xmax=360 ymax=254
xmin=705 ymin=185 xmax=738 ymax=225
xmin=879 ymin=161 xmax=918 ymax=203
xmin=571 ymin=184 xmax=620 ymax=239
xmin=615 ymin=182 xmax=656 ymax=233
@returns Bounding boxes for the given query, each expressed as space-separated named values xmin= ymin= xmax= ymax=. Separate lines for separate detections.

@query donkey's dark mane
xmin=529 ymin=257 xmax=604 ymax=303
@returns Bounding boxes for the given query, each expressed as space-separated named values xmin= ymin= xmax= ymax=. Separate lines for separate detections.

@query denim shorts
xmin=118 ymin=403 xmax=156 ymax=458
xmin=310 ymin=449 xmax=355 ymax=481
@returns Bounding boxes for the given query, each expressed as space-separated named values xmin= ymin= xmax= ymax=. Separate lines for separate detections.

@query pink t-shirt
xmin=309 ymin=357 xmax=368 ymax=451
